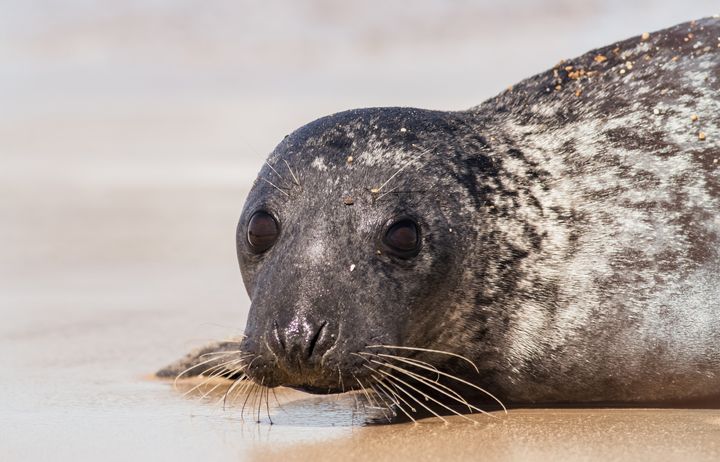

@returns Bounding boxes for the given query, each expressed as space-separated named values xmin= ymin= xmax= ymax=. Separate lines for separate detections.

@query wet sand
xmin=253 ymin=408 xmax=720 ymax=462
xmin=3 ymin=1 xmax=720 ymax=460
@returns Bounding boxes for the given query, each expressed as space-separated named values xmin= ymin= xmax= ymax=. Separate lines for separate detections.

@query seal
xmin=160 ymin=17 xmax=720 ymax=418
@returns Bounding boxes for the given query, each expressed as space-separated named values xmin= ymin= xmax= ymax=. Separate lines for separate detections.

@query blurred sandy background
xmin=2 ymin=1 xmax=720 ymax=460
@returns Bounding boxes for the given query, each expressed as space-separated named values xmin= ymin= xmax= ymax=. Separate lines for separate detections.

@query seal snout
xmin=240 ymin=315 xmax=367 ymax=393
xmin=270 ymin=317 xmax=333 ymax=367
xmin=268 ymin=316 xmax=337 ymax=375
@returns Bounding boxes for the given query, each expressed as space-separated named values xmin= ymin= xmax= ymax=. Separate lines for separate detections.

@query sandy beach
xmin=2 ymin=1 xmax=720 ymax=460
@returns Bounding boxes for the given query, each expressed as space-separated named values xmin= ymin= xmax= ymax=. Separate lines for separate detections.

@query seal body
xmin=164 ymin=18 xmax=720 ymax=409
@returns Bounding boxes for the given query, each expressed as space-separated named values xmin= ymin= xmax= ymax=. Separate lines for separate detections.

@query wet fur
xmin=161 ymin=18 xmax=720 ymax=409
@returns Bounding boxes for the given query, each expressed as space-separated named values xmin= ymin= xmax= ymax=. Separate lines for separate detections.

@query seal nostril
xmin=307 ymin=321 xmax=327 ymax=358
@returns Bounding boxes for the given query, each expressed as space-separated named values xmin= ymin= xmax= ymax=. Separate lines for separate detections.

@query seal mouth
xmin=288 ymin=384 xmax=345 ymax=394
xmin=242 ymin=355 xmax=365 ymax=394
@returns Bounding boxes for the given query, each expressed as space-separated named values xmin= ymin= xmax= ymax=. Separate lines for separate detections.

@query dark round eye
xmin=383 ymin=219 xmax=420 ymax=257
xmin=247 ymin=211 xmax=279 ymax=253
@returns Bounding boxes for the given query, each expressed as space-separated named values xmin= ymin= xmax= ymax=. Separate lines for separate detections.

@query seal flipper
xmin=155 ymin=338 xmax=245 ymax=379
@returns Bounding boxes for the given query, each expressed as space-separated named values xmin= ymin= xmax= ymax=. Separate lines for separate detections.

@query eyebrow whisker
xmin=261 ymin=177 xmax=291 ymax=198
xmin=283 ymin=159 xmax=301 ymax=186
xmin=265 ymin=161 xmax=284 ymax=179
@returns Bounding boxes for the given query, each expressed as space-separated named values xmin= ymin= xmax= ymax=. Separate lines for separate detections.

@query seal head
xmin=237 ymin=109 xmax=478 ymax=393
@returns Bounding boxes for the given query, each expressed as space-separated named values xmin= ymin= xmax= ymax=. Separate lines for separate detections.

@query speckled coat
xmin=165 ymin=18 xmax=720 ymax=408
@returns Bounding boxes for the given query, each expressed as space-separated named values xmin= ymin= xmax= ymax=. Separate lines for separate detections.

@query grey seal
xmin=160 ymin=17 xmax=720 ymax=419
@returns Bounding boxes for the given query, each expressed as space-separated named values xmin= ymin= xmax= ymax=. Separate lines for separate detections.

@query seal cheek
xmin=304 ymin=240 xmax=327 ymax=265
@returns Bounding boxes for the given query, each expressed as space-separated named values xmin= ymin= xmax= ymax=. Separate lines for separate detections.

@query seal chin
xmin=244 ymin=358 xmax=359 ymax=394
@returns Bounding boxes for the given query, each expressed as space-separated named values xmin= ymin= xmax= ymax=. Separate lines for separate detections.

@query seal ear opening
xmin=155 ymin=338 xmax=245 ymax=379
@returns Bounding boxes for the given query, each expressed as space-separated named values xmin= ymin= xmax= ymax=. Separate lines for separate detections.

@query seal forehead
xmin=264 ymin=125 xmax=440 ymax=216
xmin=355 ymin=140 xmax=414 ymax=168
xmin=310 ymin=156 xmax=328 ymax=172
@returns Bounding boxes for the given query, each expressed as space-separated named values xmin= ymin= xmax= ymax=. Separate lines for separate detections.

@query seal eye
xmin=383 ymin=219 xmax=420 ymax=257
xmin=247 ymin=211 xmax=279 ymax=253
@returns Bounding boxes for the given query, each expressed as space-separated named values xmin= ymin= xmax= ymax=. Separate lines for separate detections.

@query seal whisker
xmin=385 ymin=380 xmax=428 ymax=420
xmin=372 ymin=161 xmax=413 ymax=195
xmin=375 ymin=367 xmax=474 ymax=423
xmin=367 ymin=365 xmax=449 ymax=424
xmin=223 ymin=364 xmax=250 ymax=376
xmin=367 ymin=358 xmax=492 ymax=417
xmin=337 ymin=366 xmax=345 ymax=393
xmin=369 ymin=383 xmax=397 ymax=421
xmin=351 ymin=353 xmax=395 ymax=418
xmin=360 ymin=351 xmax=440 ymax=379
xmin=264 ymin=385 xmax=273 ymax=425
xmin=180 ymin=358 xmax=245 ymax=398
xmin=255 ymin=378 xmax=266 ymax=423
xmin=219 ymin=380 xmax=241 ymax=408
xmin=380 ymin=379 xmax=418 ymax=415
xmin=223 ymin=355 xmax=261 ymax=409
xmin=283 ymin=159 xmax=301 ymax=187
xmin=270 ymin=388 xmax=286 ymax=413
xmin=350 ymin=374 xmax=369 ymax=411
xmin=260 ymin=177 xmax=291 ymax=198
xmin=352 ymin=373 xmax=380 ymax=411
xmin=197 ymin=350 xmax=245 ymax=358
xmin=240 ymin=382 xmax=258 ymax=420
xmin=370 ymin=373 xmax=417 ymax=414
xmin=173 ymin=354 xmax=237 ymax=389
xmin=355 ymin=356 xmax=411 ymax=416
xmin=368 ymin=348 xmax=506 ymax=413
xmin=374 ymin=363 xmax=481 ymax=419
xmin=246 ymin=382 xmax=259 ymax=422
xmin=211 ymin=356 xmax=247 ymax=372
xmin=367 ymin=345 xmax=480 ymax=373
xmin=264 ymin=161 xmax=285 ymax=180
xmin=200 ymin=357 xmax=242 ymax=379
xmin=372 ymin=376 xmax=417 ymax=423
xmin=363 ymin=353 xmax=469 ymax=408
xmin=199 ymin=356 xmax=246 ymax=377
xmin=373 ymin=146 xmax=434 ymax=194
xmin=181 ymin=374 xmax=223 ymax=399
xmin=197 ymin=380 xmax=229 ymax=401
xmin=221 ymin=373 xmax=248 ymax=410
xmin=224 ymin=376 xmax=254 ymax=408
xmin=361 ymin=382 xmax=384 ymax=410
xmin=370 ymin=380 xmax=399 ymax=408
xmin=251 ymin=383 xmax=263 ymax=422
xmin=237 ymin=377 xmax=256 ymax=403
xmin=363 ymin=354 xmax=466 ymax=403
xmin=375 ymin=186 xmax=400 ymax=201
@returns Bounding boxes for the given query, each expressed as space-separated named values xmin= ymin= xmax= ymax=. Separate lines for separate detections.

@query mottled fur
xmin=162 ymin=18 xmax=720 ymax=407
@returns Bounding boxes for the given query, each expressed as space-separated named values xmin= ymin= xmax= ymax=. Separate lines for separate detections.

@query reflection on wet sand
xmin=250 ymin=408 xmax=720 ymax=462
xmin=175 ymin=378 xmax=369 ymax=427
xmin=172 ymin=378 xmax=720 ymax=462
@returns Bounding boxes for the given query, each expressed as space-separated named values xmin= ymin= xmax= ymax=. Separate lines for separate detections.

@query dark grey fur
xmin=160 ymin=18 xmax=720 ymax=408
